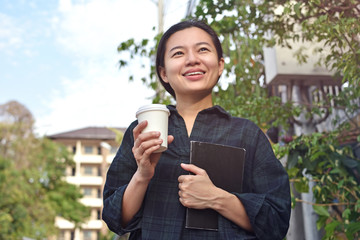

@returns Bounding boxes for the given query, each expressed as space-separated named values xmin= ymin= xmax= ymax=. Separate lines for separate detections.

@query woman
xmin=103 ymin=19 xmax=291 ymax=239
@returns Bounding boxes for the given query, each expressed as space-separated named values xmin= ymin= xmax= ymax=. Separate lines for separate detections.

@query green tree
xmin=117 ymin=0 xmax=360 ymax=238
xmin=0 ymin=101 xmax=90 ymax=239
xmin=197 ymin=1 xmax=360 ymax=238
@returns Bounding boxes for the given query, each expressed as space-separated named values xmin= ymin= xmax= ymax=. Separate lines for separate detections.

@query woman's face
xmin=159 ymin=27 xmax=224 ymax=100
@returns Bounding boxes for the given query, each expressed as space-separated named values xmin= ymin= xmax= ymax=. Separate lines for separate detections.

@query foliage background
xmin=0 ymin=101 xmax=90 ymax=239
xmin=1 ymin=0 xmax=358 ymax=239
xmin=117 ymin=0 xmax=360 ymax=239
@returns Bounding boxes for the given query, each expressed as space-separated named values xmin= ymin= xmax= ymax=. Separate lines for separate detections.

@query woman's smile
xmin=183 ymin=68 xmax=206 ymax=80
xmin=159 ymin=27 xmax=224 ymax=99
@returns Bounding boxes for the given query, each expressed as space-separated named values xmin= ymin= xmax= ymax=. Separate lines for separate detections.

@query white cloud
xmin=36 ymin=0 xmax=159 ymax=135
xmin=0 ymin=13 xmax=23 ymax=55
xmin=35 ymin=0 xmax=189 ymax=136
xmin=55 ymin=0 xmax=157 ymax=58
xmin=37 ymin=71 xmax=154 ymax=136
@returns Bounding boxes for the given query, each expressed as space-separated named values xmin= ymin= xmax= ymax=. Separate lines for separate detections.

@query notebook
xmin=185 ymin=141 xmax=246 ymax=231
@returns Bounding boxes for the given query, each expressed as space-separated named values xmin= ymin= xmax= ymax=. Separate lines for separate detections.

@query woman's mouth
xmin=183 ymin=71 xmax=205 ymax=76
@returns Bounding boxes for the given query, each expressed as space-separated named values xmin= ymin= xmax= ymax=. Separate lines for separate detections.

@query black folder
xmin=185 ymin=141 xmax=246 ymax=231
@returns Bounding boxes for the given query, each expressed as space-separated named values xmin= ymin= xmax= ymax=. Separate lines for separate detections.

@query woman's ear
xmin=218 ymin=58 xmax=225 ymax=77
xmin=159 ymin=66 xmax=169 ymax=83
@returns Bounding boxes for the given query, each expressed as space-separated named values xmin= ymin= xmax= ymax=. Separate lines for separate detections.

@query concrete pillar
xmin=293 ymin=85 xmax=321 ymax=240
xmin=287 ymin=183 xmax=305 ymax=240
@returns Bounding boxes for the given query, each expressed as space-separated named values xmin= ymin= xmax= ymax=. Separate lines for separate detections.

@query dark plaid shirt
xmin=103 ymin=105 xmax=291 ymax=240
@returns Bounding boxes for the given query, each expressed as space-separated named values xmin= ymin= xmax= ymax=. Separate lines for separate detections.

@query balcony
xmin=81 ymin=219 xmax=103 ymax=229
xmin=74 ymin=154 xmax=103 ymax=164
xmin=56 ymin=217 xmax=103 ymax=230
xmin=80 ymin=198 xmax=103 ymax=208
xmin=55 ymin=217 xmax=75 ymax=229
xmin=66 ymin=176 xmax=103 ymax=186
xmin=263 ymin=40 xmax=340 ymax=86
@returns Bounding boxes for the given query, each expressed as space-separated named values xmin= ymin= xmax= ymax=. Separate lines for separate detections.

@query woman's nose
xmin=185 ymin=51 xmax=200 ymax=65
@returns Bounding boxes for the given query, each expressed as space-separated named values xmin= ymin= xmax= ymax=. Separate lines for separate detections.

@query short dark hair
xmin=156 ymin=19 xmax=223 ymax=99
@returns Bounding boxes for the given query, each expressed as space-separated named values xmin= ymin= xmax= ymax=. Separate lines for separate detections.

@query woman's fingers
xmin=168 ymin=135 xmax=175 ymax=144
xmin=133 ymin=120 xmax=147 ymax=140
xmin=133 ymin=135 xmax=162 ymax=159
xmin=180 ymin=163 xmax=207 ymax=176
xmin=134 ymin=130 xmax=160 ymax=147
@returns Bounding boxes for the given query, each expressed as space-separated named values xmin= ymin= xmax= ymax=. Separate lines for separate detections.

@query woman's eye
xmin=199 ymin=47 xmax=209 ymax=52
xmin=173 ymin=51 xmax=183 ymax=56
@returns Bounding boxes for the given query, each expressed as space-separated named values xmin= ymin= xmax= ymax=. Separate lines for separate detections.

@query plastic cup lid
xmin=136 ymin=104 xmax=170 ymax=118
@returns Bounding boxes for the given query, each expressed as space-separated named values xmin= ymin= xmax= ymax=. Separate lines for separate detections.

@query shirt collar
xmin=167 ymin=105 xmax=231 ymax=119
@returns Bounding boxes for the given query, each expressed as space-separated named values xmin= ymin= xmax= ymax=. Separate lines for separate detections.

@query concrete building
xmin=263 ymin=41 xmax=353 ymax=240
xmin=48 ymin=127 xmax=125 ymax=240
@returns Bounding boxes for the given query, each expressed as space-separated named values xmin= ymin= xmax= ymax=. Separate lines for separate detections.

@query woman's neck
xmin=176 ymin=94 xmax=213 ymax=136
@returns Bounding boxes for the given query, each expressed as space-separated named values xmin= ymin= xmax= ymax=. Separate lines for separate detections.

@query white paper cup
xmin=136 ymin=104 xmax=170 ymax=153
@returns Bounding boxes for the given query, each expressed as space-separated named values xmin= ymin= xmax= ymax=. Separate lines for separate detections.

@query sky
xmin=0 ymin=0 xmax=188 ymax=136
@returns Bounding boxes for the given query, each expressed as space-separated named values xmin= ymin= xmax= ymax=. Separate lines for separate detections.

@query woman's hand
xmin=178 ymin=163 xmax=220 ymax=209
xmin=132 ymin=120 xmax=174 ymax=181
xmin=178 ymin=163 xmax=253 ymax=232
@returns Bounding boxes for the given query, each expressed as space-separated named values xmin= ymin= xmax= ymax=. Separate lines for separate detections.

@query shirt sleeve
xmin=102 ymin=121 xmax=142 ymax=235
xmin=230 ymin=125 xmax=291 ymax=239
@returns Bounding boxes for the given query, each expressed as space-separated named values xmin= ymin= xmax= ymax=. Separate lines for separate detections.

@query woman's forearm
xmin=121 ymin=171 xmax=150 ymax=227
xmin=211 ymin=188 xmax=253 ymax=232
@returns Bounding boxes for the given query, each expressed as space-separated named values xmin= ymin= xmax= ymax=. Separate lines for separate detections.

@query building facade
xmin=48 ymin=127 xmax=125 ymax=240
xmin=264 ymin=41 xmax=359 ymax=240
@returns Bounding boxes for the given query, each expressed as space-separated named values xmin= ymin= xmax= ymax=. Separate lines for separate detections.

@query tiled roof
xmin=47 ymin=127 xmax=126 ymax=140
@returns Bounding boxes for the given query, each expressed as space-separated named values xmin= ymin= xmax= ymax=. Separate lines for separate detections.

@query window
xmin=83 ymin=187 xmax=92 ymax=197
xmin=71 ymin=167 xmax=76 ymax=176
xmin=70 ymin=231 xmax=75 ymax=240
xmin=84 ymin=166 xmax=93 ymax=175
xmin=97 ymin=209 xmax=101 ymax=220
xmin=83 ymin=230 xmax=92 ymax=240
xmin=72 ymin=146 xmax=76 ymax=154
xmin=58 ymin=230 xmax=65 ymax=240
xmin=97 ymin=188 xmax=101 ymax=198
xmin=84 ymin=146 xmax=93 ymax=154
xmin=97 ymin=167 xmax=101 ymax=176
xmin=97 ymin=146 xmax=102 ymax=155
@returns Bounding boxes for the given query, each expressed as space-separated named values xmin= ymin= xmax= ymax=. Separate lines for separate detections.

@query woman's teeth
xmin=185 ymin=72 xmax=204 ymax=76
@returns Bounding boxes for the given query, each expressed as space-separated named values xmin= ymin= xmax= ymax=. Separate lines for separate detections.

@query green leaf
xmin=313 ymin=205 xmax=330 ymax=217
xmin=287 ymin=151 xmax=300 ymax=169
xmin=294 ymin=181 xmax=309 ymax=193
xmin=341 ymin=157 xmax=359 ymax=168
xmin=346 ymin=222 xmax=360 ymax=238
xmin=294 ymin=2 xmax=301 ymax=17
xmin=324 ymin=221 xmax=340 ymax=237
xmin=287 ymin=167 xmax=299 ymax=178
xmin=316 ymin=215 xmax=327 ymax=230
xmin=342 ymin=208 xmax=351 ymax=219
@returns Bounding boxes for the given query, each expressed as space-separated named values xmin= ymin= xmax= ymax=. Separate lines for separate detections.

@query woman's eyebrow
xmin=169 ymin=46 xmax=183 ymax=53
xmin=169 ymin=42 xmax=212 ymax=53
xmin=196 ymin=42 xmax=212 ymax=47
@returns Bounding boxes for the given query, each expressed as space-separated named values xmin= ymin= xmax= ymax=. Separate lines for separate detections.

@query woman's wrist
xmin=208 ymin=187 xmax=232 ymax=211
xmin=133 ymin=170 xmax=152 ymax=185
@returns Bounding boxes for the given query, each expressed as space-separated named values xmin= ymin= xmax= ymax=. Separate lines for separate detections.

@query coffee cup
xmin=136 ymin=104 xmax=170 ymax=153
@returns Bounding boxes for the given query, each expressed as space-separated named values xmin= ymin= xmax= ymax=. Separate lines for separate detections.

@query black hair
xmin=155 ymin=19 xmax=223 ymax=99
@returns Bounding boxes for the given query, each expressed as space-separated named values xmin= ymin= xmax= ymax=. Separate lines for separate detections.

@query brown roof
xmin=47 ymin=127 xmax=126 ymax=140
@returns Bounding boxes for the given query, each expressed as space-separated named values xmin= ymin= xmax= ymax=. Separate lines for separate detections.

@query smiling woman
xmin=156 ymin=20 xmax=224 ymax=100
xmin=102 ymin=19 xmax=291 ymax=240
xmin=158 ymin=27 xmax=224 ymax=104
